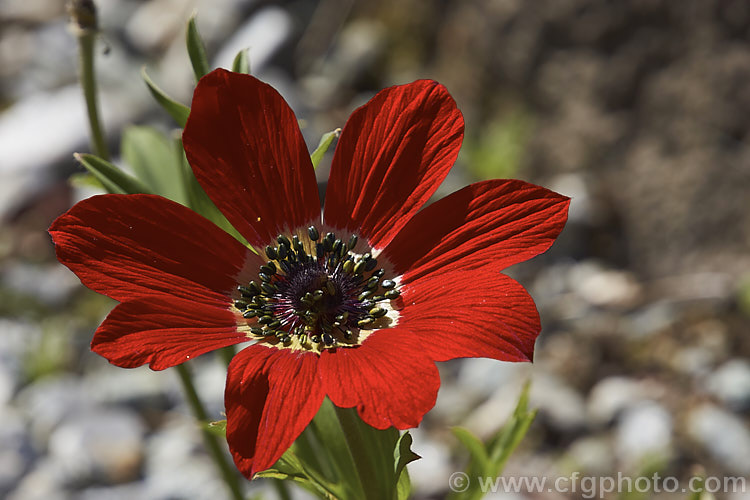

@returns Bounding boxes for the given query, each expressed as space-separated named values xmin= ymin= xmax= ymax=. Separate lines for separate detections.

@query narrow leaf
xmin=175 ymin=138 xmax=250 ymax=247
xmin=395 ymin=468 xmax=412 ymax=500
xmin=305 ymin=398 xmax=364 ymax=497
xmin=75 ymin=153 xmax=152 ymax=195
xmin=231 ymin=48 xmax=250 ymax=74
xmin=392 ymin=432 xmax=419 ymax=500
xmin=393 ymin=432 xmax=420 ymax=480
xmin=201 ymin=419 xmax=227 ymax=437
xmin=122 ymin=126 xmax=187 ymax=204
xmin=186 ymin=14 xmax=210 ymax=82
xmin=487 ymin=381 xmax=537 ymax=473
xmin=452 ymin=427 xmax=491 ymax=477
xmin=333 ymin=404 xmax=400 ymax=500
xmin=449 ymin=382 xmax=537 ymax=500
xmin=68 ymin=172 xmax=104 ymax=190
xmin=311 ymin=128 xmax=341 ymax=169
xmin=141 ymin=68 xmax=190 ymax=127
xmin=262 ymin=450 xmax=342 ymax=499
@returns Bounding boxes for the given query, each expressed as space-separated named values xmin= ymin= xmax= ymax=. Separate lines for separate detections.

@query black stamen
xmin=237 ymin=227 xmax=400 ymax=350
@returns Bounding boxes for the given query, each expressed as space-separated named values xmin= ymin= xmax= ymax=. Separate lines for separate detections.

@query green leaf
xmin=311 ymin=128 xmax=341 ymax=169
xmin=393 ymin=432 xmax=420 ymax=480
xmin=68 ymin=172 xmax=104 ymax=190
xmin=392 ymin=432 xmax=418 ymax=500
xmin=231 ymin=48 xmax=250 ymax=74
xmin=121 ymin=126 xmax=187 ymax=204
xmin=174 ymin=138 xmax=250 ymax=247
xmin=486 ymin=381 xmax=536 ymax=472
xmin=74 ymin=153 xmax=152 ymax=195
xmin=261 ymin=399 xmax=414 ymax=500
xmin=259 ymin=450 xmax=343 ymax=500
xmin=449 ymin=381 xmax=537 ymax=500
xmin=141 ymin=68 xmax=190 ymax=127
xmin=186 ymin=14 xmax=210 ymax=82
xmin=395 ymin=467 xmax=412 ymax=500
xmin=303 ymin=398 xmax=364 ymax=498
xmin=452 ymin=427 xmax=491 ymax=477
xmin=201 ymin=419 xmax=227 ymax=437
xmin=332 ymin=404 xmax=403 ymax=500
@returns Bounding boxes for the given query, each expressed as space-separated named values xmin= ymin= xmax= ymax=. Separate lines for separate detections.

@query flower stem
xmin=272 ymin=479 xmax=292 ymax=500
xmin=218 ymin=345 xmax=236 ymax=368
xmin=68 ymin=0 xmax=110 ymax=161
xmin=175 ymin=363 xmax=245 ymax=500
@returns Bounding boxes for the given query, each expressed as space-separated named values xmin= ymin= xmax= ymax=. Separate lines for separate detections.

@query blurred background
xmin=1 ymin=0 xmax=749 ymax=498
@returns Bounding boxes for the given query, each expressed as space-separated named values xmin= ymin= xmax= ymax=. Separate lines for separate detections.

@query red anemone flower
xmin=49 ymin=69 xmax=569 ymax=479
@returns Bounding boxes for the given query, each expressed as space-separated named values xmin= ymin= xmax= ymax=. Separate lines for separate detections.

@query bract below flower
xmin=49 ymin=69 xmax=570 ymax=479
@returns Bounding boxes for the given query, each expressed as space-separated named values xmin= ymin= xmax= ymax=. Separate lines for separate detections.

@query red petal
xmin=92 ymin=296 xmax=245 ymax=370
xmin=225 ymin=345 xmax=324 ymax=478
xmin=319 ymin=330 xmax=439 ymax=430
xmin=398 ymin=269 xmax=540 ymax=362
xmin=324 ymin=80 xmax=463 ymax=250
xmin=49 ymin=194 xmax=260 ymax=305
xmin=383 ymin=179 xmax=570 ymax=283
xmin=183 ymin=69 xmax=320 ymax=247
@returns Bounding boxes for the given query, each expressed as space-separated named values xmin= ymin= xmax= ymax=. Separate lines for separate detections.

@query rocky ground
xmin=1 ymin=0 xmax=749 ymax=499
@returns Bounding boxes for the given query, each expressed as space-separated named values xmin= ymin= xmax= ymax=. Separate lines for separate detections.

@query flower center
xmin=234 ymin=227 xmax=400 ymax=351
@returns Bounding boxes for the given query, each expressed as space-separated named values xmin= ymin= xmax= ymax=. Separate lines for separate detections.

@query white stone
xmin=457 ymin=358 xmax=526 ymax=400
xmin=569 ymin=261 xmax=641 ymax=308
xmin=705 ymin=359 xmax=750 ymax=410
xmin=7 ymin=457 xmax=67 ymax=500
xmin=0 ymin=0 xmax=64 ymax=23
xmin=213 ymin=6 xmax=292 ymax=72
xmin=587 ymin=376 xmax=662 ymax=425
xmin=615 ymin=402 xmax=672 ymax=466
xmin=1 ymin=263 xmax=81 ymax=307
xmin=0 ymin=407 xmax=32 ymax=496
xmin=48 ymin=408 xmax=146 ymax=483
xmin=687 ymin=404 xmax=750 ymax=475
xmin=530 ymin=372 xmax=587 ymax=432
xmin=17 ymin=375 xmax=97 ymax=444
xmin=0 ymin=82 xmax=146 ymax=218
xmin=124 ymin=0 xmax=188 ymax=53
xmin=567 ymin=435 xmax=615 ymax=474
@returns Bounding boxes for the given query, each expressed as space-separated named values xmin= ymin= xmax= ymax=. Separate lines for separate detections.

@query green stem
xmin=333 ymin=405 xmax=382 ymax=500
xmin=175 ymin=363 xmax=245 ymax=500
xmin=218 ymin=345 xmax=236 ymax=368
xmin=272 ymin=479 xmax=292 ymax=500
xmin=75 ymin=28 xmax=110 ymax=161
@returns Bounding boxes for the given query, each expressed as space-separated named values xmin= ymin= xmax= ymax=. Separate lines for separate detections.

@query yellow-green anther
xmin=343 ymin=260 xmax=354 ymax=273
xmin=369 ymin=307 xmax=387 ymax=318
xmin=357 ymin=317 xmax=374 ymax=328
xmin=353 ymin=261 xmax=366 ymax=275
